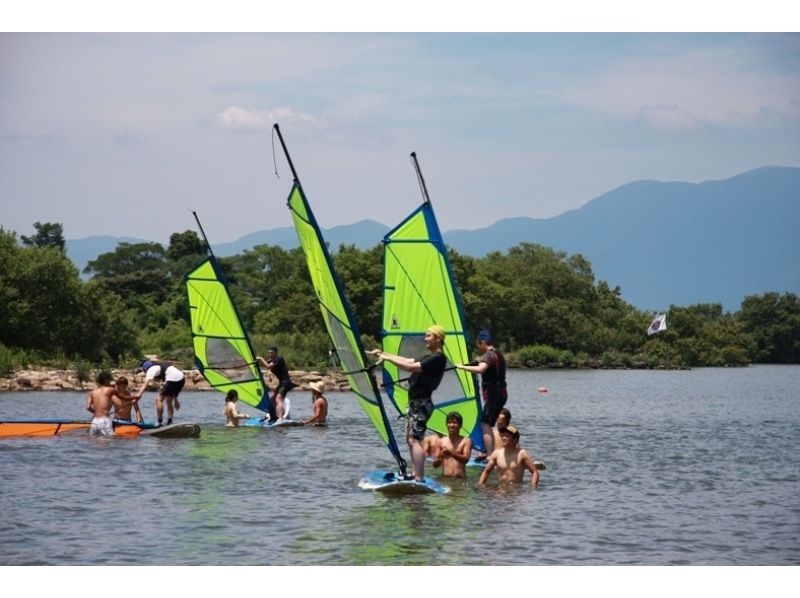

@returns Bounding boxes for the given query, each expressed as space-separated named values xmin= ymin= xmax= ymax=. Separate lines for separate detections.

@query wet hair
xmin=446 ymin=411 xmax=463 ymax=426
xmin=96 ymin=372 xmax=113 ymax=385
xmin=116 ymin=376 xmax=129 ymax=386
xmin=499 ymin=407 xmax=511 ymax=423
xmin=268 ymin=346 xmax=278 ymax=353
xmin=226 ymin=389 xmax=239 ymax=402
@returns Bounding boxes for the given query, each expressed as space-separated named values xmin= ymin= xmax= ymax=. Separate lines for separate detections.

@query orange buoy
xmin=538 ymin=386 xmax=548 ymax=394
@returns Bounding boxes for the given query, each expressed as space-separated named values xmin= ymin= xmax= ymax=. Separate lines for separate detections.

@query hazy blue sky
xmin=2 ymin=31 xmax=799 ymax=244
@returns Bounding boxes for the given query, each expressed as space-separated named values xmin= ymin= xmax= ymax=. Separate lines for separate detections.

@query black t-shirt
xmin=480 ymin=348 xmax=506 ymax=387
xmin=270 ymin=356 xmax=290 ymax=383
xmin=408 ymin=352 xmax=447 ymax=400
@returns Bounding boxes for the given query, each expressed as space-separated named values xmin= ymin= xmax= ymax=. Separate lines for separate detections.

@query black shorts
xmin=162 ymin=378 xmax=185 ymax=398
xmin=275 ymin=380 xmax=297 ymax=397
xmin=480 ymin=385 xmax=508 ymax=426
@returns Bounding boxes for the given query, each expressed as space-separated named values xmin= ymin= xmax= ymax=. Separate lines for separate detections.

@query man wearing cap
xmin=138 ymin=359 xmax=186 ymax=426
xmin=455 ymin=329 xmax=507 ymax=459
xmin=300 ymin=381 xmax=328 ymax=426
xmin=478 ymin=424 xmax=539 ymax=487
xmin=369 ymin=325 xmax=447 ymax=482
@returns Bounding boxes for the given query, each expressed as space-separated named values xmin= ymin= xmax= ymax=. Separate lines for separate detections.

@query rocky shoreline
xmin=0 ymin=368 xmax=351 ymax=393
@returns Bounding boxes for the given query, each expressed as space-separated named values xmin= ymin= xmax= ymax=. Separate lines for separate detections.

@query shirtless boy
xmin=86 ymin=372 xmax=117 ymax=436
xmin=478 ymin=424 xmax=539 ymax=487
xmin=492 ymin=407 xmax=511 ymax=450
xmin=433 ymin=412 xmax=473 ymax=478
xmin=112 ymin=376 xmax=143 ymax=423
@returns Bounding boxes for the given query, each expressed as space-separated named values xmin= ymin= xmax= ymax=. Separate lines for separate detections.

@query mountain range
xmin=66 ymin=166 xmax=800 ymax=312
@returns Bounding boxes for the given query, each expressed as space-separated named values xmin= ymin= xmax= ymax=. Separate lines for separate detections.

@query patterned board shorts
xmin=405 ymin=397 xmax=434 ymax=441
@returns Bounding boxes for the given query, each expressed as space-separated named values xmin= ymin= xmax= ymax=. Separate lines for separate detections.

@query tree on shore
xmin=2 ymin=222 xmax=798 ymax=371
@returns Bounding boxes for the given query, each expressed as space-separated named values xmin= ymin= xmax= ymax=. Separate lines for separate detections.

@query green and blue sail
xmin=278 ymin=126 xmax=408 ymax=475
xmin=381 ymin=196 xmax=485 ymax=452
xmin=185 ymin=233 xmax=271 ymax=414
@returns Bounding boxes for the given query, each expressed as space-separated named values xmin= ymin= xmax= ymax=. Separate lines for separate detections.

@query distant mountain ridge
xmin=444 ymin=166 xmax=800 ymax=310
xmin=66 ymin=166 xmax=800 ymax=311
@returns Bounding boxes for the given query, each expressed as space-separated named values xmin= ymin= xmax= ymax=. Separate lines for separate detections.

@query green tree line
xmin=1 ymin=222 xmax=799 ymax=376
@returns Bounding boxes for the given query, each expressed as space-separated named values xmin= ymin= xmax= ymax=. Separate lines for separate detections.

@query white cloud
xmin=211 ymin=105 xmax=318 ymax=132
xmin=638 ymin=105 xmax=699 ymax=130
xmin=560 ymin=43 xmax=800 ymax=131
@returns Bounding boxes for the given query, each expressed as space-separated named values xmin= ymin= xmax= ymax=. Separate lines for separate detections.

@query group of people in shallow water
xmin=85 ymin=329 xmax=538 ymax=487
xmin=223 ymin=346 xmax=328 ymax=428
xmin=422 ymin=408 xmax=539 ymax=486
xmin=224 ymin=380 xmax=328 ymax=427
xmin=370 ymin=325 xmax=539 ymax=487
xmin=85 ymin=360 xmax=187 ymax=434
xmin=85 ymin=348 xmax=328 ymax=435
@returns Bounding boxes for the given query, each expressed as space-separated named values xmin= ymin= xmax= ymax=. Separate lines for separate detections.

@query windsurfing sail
xmin=647 ymin=313 xmax=667 ymax=336
xmin=380 ymin=153 xmax=484 ymax=451
xmin=274 ymin=124 xmax=408 ymax=477
xmin=185 ymin=212 xmax=271 ymax=413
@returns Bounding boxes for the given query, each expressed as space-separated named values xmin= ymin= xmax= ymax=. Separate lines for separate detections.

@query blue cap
xmin=141 ymin=360 xmax=154 ymax=371
xmin=476 ymin=329 xmax=492 ymax=342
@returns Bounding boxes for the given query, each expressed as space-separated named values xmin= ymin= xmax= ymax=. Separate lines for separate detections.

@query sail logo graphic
xmin=391 ymin=314 xmax=400 ymax=329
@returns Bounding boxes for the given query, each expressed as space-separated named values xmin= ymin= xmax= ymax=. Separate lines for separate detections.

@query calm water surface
xmin=1 ymin=366 xmax=798 ymax=565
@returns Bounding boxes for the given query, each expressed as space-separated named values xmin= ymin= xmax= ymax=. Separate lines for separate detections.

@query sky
xmin=2 ymin=10 xmax=799 ymax=245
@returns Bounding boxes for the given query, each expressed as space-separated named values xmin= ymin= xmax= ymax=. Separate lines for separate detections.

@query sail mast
xmin=410 ymin=151 xmax=432 ymax=204
xmin=273 ymin=124 xmax=300 ymax=183
xmin=274 ymin=123 xmax=409 ymax=477
xmin=192 ymin=210 xmax=215 ymax=258
xmin=185 ymin=211 xmax=271 ymax=413
xmin=379 ymin=152 xmax=485 ymax=451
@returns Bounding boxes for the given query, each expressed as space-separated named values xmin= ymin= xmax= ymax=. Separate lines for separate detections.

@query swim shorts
xmin=90 ymin=416 xmax=114 ymax=436
xmin=405 ymin=397 xmax=434 ymax=441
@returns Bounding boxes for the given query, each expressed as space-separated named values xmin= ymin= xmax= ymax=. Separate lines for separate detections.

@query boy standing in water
xmin=478 ymin=425 xmax=539 ymax=487
xmin=86 ymin=372 xmax=117 ymax=436
xmin=112 ymin=376 xmax=143 ymax=423
xmin=370 ymin=325 xmax=447 ymax=482
xmin=432 ymin=411 xmax=473 ymax=478
xmin=492 ymin=407 xmax=511 ymax=450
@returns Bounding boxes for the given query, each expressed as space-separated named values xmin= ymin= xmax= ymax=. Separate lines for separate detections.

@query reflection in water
xmin=287 ymin=481 xmax=488 ymax=565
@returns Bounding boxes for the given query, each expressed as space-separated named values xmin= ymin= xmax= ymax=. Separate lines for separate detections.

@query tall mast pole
xmin=410 ymin=151 xmax=431 ymax=204
xmin=192 ymin=211 xmax=214 ymax=258
xmin=273 ymin=123 xmax=300 ymax=183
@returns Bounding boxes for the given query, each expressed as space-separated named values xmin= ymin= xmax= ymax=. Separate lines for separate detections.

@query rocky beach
xmin=0 ymin=368 xmax=350 ymax=393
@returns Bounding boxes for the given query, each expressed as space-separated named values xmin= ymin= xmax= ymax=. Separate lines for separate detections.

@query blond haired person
xmin=370 ymin=325 xmax=447 ymax=482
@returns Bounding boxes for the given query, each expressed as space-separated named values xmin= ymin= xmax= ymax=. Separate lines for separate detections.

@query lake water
xmin=1 ymin=366 xmax=798 ymax=568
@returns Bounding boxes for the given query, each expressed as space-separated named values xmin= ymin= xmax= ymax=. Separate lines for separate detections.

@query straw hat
xmin=309 ymin=381 xmax=325 ymax=393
